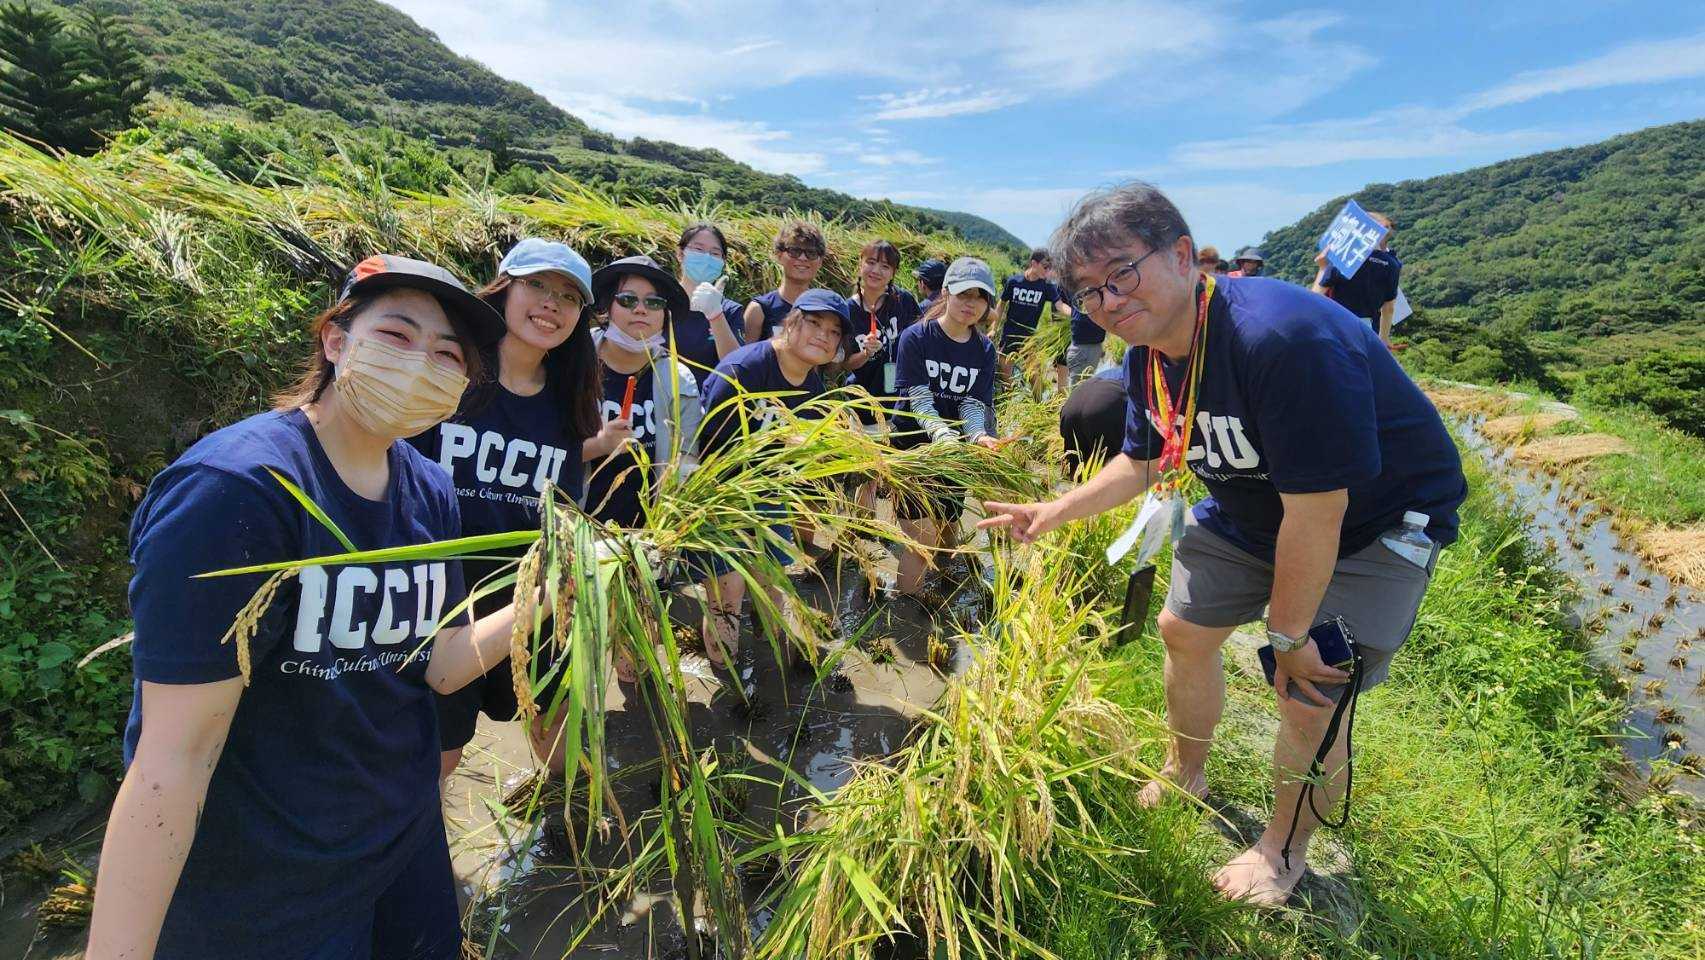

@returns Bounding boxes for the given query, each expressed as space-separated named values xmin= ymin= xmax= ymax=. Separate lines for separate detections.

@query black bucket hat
xmin=591 ymin=255 xmax=690 ymax=321
xmin=338 ymin=254 xmax=506 ymax=346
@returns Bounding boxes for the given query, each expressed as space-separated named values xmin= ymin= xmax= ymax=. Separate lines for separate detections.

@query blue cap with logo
xmin=498 ymin=238 xmax=594 ymax=303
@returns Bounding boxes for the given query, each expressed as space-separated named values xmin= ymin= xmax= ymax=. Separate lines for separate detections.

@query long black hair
xmin=462 ymin=275 xmax=602 ymax=440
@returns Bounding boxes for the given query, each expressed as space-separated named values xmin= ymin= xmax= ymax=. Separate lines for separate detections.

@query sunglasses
xmin=777 ymin=246 xmax=823 ymax=260
xmin=612 ymin=291 xmax=669 ymax=312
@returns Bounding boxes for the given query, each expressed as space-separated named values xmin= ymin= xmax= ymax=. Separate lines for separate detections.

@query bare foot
xmin=1135 ymin=768 xmax=1207 ymax=809
xmin=703 ymin=607 xmax=740 ymax=669
xmin=1212 ymin=843 xmax=1305 ymax=908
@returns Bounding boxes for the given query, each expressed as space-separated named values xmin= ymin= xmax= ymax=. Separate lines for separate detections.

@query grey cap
xmin=942 ymin=256 xmax=996 ymax=298
xmin=1233 ymin=246 xmax=1265 ymax=263
xmin=498 ymin=238 xmax=594 ymax=302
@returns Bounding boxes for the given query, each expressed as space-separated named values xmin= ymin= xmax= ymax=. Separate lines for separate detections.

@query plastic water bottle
xmin=1381 ymin=511 xmax=1434 ymax=569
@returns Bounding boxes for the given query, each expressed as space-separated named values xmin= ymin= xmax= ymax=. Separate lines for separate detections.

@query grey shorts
xmin=1064 ymin=342 xmax=1104 ymax=381
xmin=1165 ymin=514 xmax=1439 ymax=697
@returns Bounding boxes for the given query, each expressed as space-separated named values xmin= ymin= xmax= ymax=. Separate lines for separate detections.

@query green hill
xmin=43 ymin=0 xmax=1017 ymax=240
xmin=1259 ymin=119 xmax=1705 ymax=371
xmin=917 ymin=207 xmax=1028 ymax=252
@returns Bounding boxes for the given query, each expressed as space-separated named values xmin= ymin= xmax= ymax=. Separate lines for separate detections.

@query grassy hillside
xmin=916 ymin=206 xmax=1027 ymax=252
xmin=39 ymin=0 xmax=1013 ymax=241
xmin=1259 ymin=120 xmax=1705 ymax=358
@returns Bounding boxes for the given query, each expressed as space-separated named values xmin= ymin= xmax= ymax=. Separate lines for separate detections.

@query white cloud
xmin=1170 ymin=108 xmax=1563 ymax=170
xmin=864 ymin=87 xmax=1027 ymax=122
xmin=1170 ymin=30 xmax=1705 ymax=171
xmin=855 ymin=149 xmax=939 ymax=167
xmin=1465 ymin=31 xmax=1705 ymax=111
xmin=553 ymin=91 xmax=827 ymax=175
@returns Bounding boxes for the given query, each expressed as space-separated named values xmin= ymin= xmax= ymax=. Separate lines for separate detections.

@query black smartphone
xmin=1259 ymin=618 xmax=1357 ymax=687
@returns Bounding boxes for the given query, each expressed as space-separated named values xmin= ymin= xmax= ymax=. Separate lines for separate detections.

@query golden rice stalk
xmin=509 ymin=539 xmax=545 ymax=723
xmin=218 ymin=568 xmax=298 ymax=686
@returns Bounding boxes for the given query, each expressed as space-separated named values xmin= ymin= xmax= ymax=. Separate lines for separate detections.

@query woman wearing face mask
xmin=88 ymin=256 xmax=534 ymax=960
xmin=672 ymin=222 xmax=744 ymax=391
xmin=583 ymin=255 xmax=700 ymax=536
xmin=408 ymin=238 xmax=602 ymax=780
xmin=892 ymin=257 xmax=1001 ymax=598
xmin=742 ymin=220 xmax=827 ymax=343
xmin=698 ymin=289 xmax=852 ymax=668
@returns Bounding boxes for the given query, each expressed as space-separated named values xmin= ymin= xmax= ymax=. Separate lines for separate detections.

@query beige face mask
xmin=331 ymin=336 xmax=468 ymax=439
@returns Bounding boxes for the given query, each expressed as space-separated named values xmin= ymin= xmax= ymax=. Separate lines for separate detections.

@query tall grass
xmin=1015 ymin=455 xmax=1705 ymax=959
xmin=755 ymin=537 xmax=1163 ymax=960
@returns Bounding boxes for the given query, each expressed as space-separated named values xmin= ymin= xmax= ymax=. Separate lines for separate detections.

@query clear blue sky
xmin=389 ymin=0 xmax=1705 ymax=251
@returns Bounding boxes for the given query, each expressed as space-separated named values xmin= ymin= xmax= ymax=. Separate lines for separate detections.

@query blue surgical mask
xmin=683 ymin=250 xmax=724 ymax=285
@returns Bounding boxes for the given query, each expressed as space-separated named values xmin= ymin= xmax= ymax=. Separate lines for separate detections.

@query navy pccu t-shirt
xmin=1323 ymin=249 xmax=1402 ymax=324
xmin=1069 ymin=306 xmax=1107 ymax=346
xmin=845 ymin=285 xmax=920 ymax=394
xmin=124 ymin=409 xmax=468 ymax=956
xmin=585 ymin=364 xmax=659 ymax=527
xmin=1000 ymin=275 xmax=1064 ymax=343
xmin=895 ymin=320 xmax=996 ymax=445
xmin=1120 ymin=277 xmax=1465 ymax=560
xmin=671 ymin=297 xmax=745 ymax=391
xmin=698 ymin=340 xmax=824 ymax=457
xmin=410 ymin=381 xmax=582 ymax=611
xmin=749 ymin=290 xmax=794 ymax=340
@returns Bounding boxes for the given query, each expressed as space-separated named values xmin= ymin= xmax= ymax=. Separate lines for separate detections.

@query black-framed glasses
xmin=612 ymin=291 xmax=669 ymax=312
xmin=519 ymin=275 xmax=584 ymax=307
xmin=777 ymin=245 xmax=823 ymax=260
xmin=1072 ymin=248 xmax=1161 ymax=313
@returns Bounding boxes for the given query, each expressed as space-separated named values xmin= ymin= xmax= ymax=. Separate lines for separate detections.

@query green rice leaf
xmin=266 ymin=467 xmax=358 ymax=553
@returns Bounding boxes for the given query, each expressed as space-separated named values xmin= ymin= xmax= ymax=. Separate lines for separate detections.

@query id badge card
xmin=883 ymin=362 xmax=898 ymax=394
xmin=1106 ymin=487 xmax=1185 ymax=567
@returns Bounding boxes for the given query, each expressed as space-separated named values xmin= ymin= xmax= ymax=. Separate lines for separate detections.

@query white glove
xmin=690 ymin=277 xmax=726 ymax=318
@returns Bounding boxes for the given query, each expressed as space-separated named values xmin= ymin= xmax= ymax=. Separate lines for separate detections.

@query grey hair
xmin=1049 ymin=181 xmax=1195 ymax=293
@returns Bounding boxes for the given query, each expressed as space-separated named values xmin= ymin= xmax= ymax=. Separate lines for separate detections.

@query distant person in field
xmin=995 ymin=248 xmax=1073 ymax=380
xmin=1196 ymin=245 xmax=1221 ymax=275
xmin=1229 ymin=246 xmax=1264 ymax=277
xmin=981 ymin=181 xmax=1466 ymax=908
xmin=914 ymin=257 xmax=947 ymax=317
xmin=1054 ymin=302 xmax=1108 ymax=390
xmin=1313 ymin=211 xmax=1402 ymax=346
xmin=744 ymin=220 xmax=826 ymax=343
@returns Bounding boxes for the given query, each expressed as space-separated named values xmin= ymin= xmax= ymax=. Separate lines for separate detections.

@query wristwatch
xmin=1266 ymin=627 xmax=1308 ymax=653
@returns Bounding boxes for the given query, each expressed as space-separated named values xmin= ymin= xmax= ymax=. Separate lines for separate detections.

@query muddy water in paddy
xmin=1458 ymin=416 xmax=1704 ymax=794
xmin=442 ymin=536 xmax=987 ymax=959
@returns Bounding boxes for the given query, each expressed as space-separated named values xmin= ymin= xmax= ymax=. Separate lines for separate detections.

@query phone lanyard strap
xmin=1279 ymin=648 xmax=1363 ymax=872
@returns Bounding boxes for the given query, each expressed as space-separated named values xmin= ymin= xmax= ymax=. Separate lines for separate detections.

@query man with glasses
xmin=744 ymin=220 xmax=827 ymax=343
xmin=981 ymin=182 xmax=1464 ymax=908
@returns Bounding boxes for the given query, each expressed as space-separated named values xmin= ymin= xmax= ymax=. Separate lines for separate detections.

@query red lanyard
xmin=1142 ymin=275 xmax=1214 ymax=479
